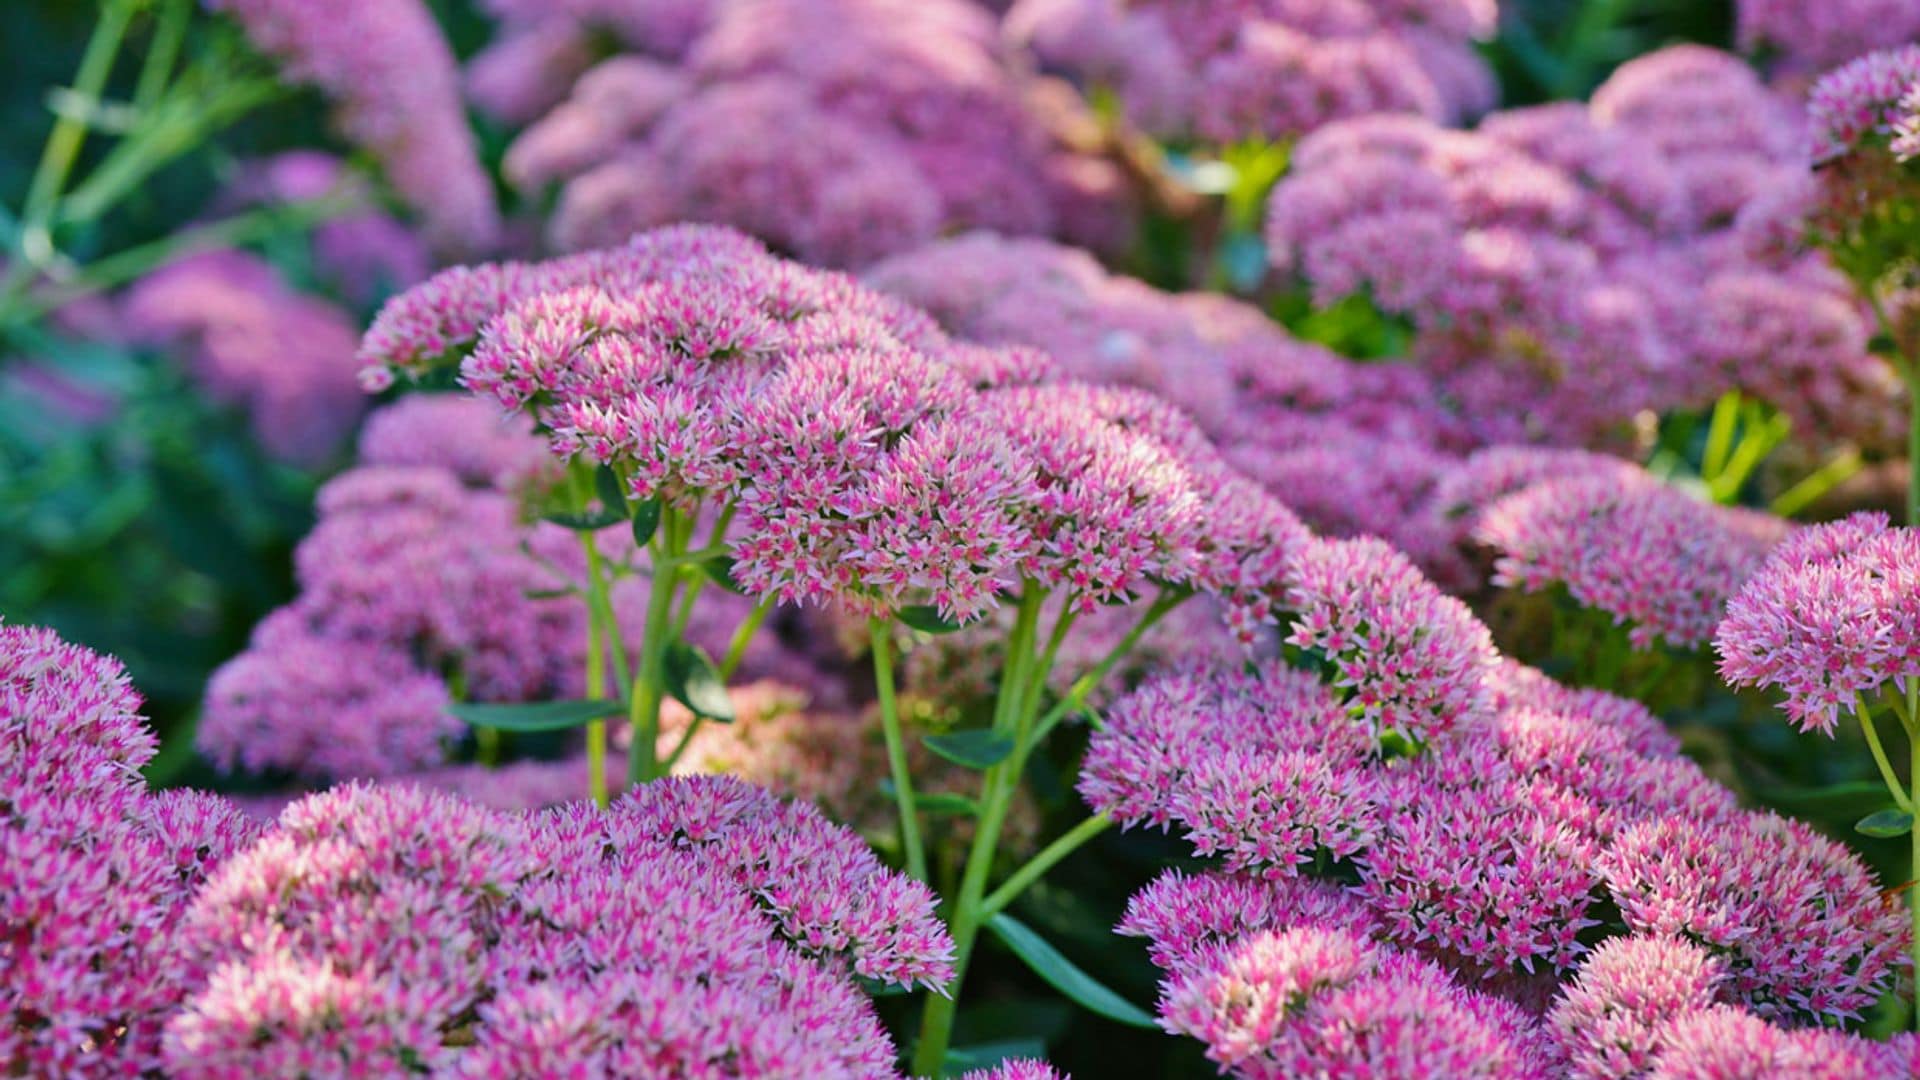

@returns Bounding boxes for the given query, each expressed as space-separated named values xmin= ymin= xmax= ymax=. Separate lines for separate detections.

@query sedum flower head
xmin=1717 ymin=512 xmax=1920 ymax=732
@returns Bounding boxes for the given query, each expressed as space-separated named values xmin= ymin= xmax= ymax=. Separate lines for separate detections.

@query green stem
xmin=4 ymin=196 xmax=354 ymax=328
xmin=1857 ymin=694 xmax=1911 ymax=811
xmin=718 ymin=595 xmax=774 ymax=681
xmin=580 ymin=533 xmax=611 ymax=810
xmin=871 ymin=619 xmax=928 ymax=883
xmin=1771 ymin=450 xmax=1863 ymax=518
xmin=20 ymin=0 xmax=132 ymax=233
xmin=1909 ymin=719 xmax=1919 ymax=1029
xmin=913 ymin=590 xmax=1044 ymax=1076
xmin=981 ymin=813 xmax=1112 ymax=918
xmin=627 ymin=511 xmax=682 ymax=785
xmin=1032 ymin=587 xmax=1187 ymax=744
xmin=133 ymin=0 xmax=190 ymax=110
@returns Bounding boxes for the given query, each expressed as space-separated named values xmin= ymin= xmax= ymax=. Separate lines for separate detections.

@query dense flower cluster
xmin=489 ymin=0 xmax=1129 ymax=265
xmin=865 ymin=233 xmax=1475 ymax=585
xmin=208 ymin=0 xmax=498 ymax=253
xmin=1267 ymin=46 xmax=1903 ymax=451
xmin=3 ymin=626 xmax=258 ymax=1077
xmin=1717 ymin=513 xmax=1920 ymax=732
xmin=1093 ymin=647 xmax=1908 ymax=1073
xmin=1474 ymin=467 xmax=1791 ymax=650
xmin=1807 ymin=44 xmax=1920 ymax=163
xmin=1737 ymin=0 xmax=1920 ymax=78
xmin=362 ymin=225 xmax=1312 ymax=634
xmin=1005 ymin=0 xmax=1497 ymax=144
xmin=197 ymin=401 xmax=615 ymax=781
xmin=120 ymin=250 xmax=366 ymax=464
xmin=165 ymin=775 xmax=949 ymax=1075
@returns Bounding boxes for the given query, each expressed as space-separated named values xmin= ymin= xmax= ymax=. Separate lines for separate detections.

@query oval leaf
xmin=594 ymin=465 xmax=627 ymax=510
xmin=446 ymin=699 xmax=625 ymax=733
xmin=543 ymin=506 xmax=625 ymax=531
xmin=631 ymin=496 xmax=663 ymax=546
xmin=1857 ymin=808 xmax=1914 ymax=838
xmin=923 ymin=729 xmax=1013 ymax=771
xmin=898 ymin=605 xmax=964 ymax=634
xmin=664 ymin=640 xmax=735 ymax=722
xmin=985 ymin=913 xmax=1157 ymax=1029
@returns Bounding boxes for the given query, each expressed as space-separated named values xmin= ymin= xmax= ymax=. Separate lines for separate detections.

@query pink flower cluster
xmin=1737 ymin=0 xmax=1920 ymax=79
xmin=1267 ymin=46 xmax=1903 ymax=451
xmin=1808 ymin=45 xmax=1920 ymax=163
xmin=207 ymin=0 xmax=498 ymax=253
xmin=198 ymin=401 xmax=601 ymax=781
xmin=165 ymin=775 xmax=949 ymax=1075
xmin=1005 ymin=0 xmax=1496 ymax=143
xmin=1548 ymin=936 xmax=1920 ymax=1078
xmin=1092 ymin=646 xmax=1908 ymax=1067
xmin=1473 ymin=464 xmax=1791 ymax=650
xmin=120 ymin=250 xmax=366 ymax=464
xmin=491 ymin=0 xmax=1129 ymax=266
xmin=865 ymin=233 xmax=1476 ymax=585
xmin=1717 ymin=513 xmax=1920 ymax=732
xmin=363 ymin=225 xmax=1318 ymax=630
xmin=2 ymin=625 xmax=258 ymax=1077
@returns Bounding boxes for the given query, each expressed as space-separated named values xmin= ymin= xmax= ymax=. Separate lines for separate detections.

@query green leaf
xmin=897 ymin=605 xmax=965 ymax=634
xmin=692 ymin=553 xmax=749 ymax=595
xmin=594 ymin=465 xmax=627 ymax=510
xmin=984 ymin=913 xmax=1157 ymax=1029
xmin=1856 ymin=808 xmax=1914 ymax=838
xmin=543 ymin=506 xmax=625 ymax=531
xmin=923 ymin=729 xmax=1013 ymax=770
xmin=942 ymin=1038 xmax=1049 ymax=1073
xmin=522 ymin=587 xmax=576 ymax=601
xmin=663 ymin=640 xmax=735 ymax=722
xmin=630 ymin=496 xmax=662 ymax=546
xmin=446 ymin=699 xmax=625 ymax=733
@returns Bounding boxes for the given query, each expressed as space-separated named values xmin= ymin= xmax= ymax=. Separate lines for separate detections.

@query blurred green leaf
xmin=923 ymin=729 xmax=1013 ymax=771
xmin=663 ymin=640 xmax=734 ymax=722
xmin=1857 ymin=809 xmax=1914 ymax=839
xmin=446 ymin=699 xmax=624 ymax=733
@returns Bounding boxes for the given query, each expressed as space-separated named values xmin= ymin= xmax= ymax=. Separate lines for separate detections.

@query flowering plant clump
xmin=24 ymin=3 xmax=1920 ymax=1074
xmin=208 ymin=0 xmax=499 ymax=253
xmin=1095 ymin=644 xmax=1911 ymax=1074
xmin=486 ymin=0 xmax=1130 ymax=265
xmin=2 ymin=625 xmax=259 ymax=1077
xmin=1004 ymin=0 xmax=1497 ymax=145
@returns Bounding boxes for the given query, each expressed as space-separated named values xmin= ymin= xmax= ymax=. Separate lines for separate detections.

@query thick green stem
xmin=579 ymin=534 xmax=612 ymax=809
xmin=913 ymin=591 xmax=1045 ymax=1076
xmin=1032 ymin=587 xmax=1188 ymax=745
xmin=1909 ymin=706 xmax=1919 ymax=1030
xmin=982 ymin=813 xmax=1112 ymax=918
xmin=133 ymin=0 xmax=190 ymax=110
xmin=719 ymin=596 xmax=774 ymax=680
xmin=21 ymin=0 xmax=132 ymax=231
xmin=871 ymin=620 xmax=928 ymax=883
xmin=627 ymin=511 xmax=682 ymax=785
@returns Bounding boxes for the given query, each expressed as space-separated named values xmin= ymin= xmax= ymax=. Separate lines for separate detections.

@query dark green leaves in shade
xmin=922 ymin=729 xmax=1013 ymax=770
xmin=630 ymin=496 xmax=662 ymax=546
xmin=898 ymin=605 xmax=964 ymax=634
xmin=663 ymin=640 xmax=734 ymax=722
